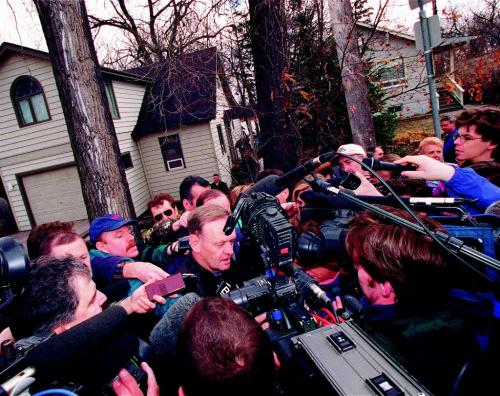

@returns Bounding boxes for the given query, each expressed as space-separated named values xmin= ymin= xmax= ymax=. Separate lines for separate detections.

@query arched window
xmin=11 ymin=76 xmax=50 ymax=127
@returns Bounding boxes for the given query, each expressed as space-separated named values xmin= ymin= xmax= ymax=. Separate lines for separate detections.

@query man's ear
xmin=95 ymin=241 xmax=108 ymax=253
xmin=183 ymin=199 xmax=193 ymax=211
xmin=189 ymin=234 xmax=201 ymax=253
xmin=380 ymin=281 xmax=395 ymax=299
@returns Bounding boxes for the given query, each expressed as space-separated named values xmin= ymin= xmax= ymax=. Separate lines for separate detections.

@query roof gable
xmin=0 ymin=42 xmax=150 ymax=85
xmin=127 ymin=47 xmax=218 ymax=139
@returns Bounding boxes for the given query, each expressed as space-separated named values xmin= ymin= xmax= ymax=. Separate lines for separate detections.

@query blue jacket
xmin=444 ymin=167 xmax=500 ymax=213
xmin=443 ymin=128 xmax=458 ymax=163
xmin=89 ymin=249 xmax=177 ymax=316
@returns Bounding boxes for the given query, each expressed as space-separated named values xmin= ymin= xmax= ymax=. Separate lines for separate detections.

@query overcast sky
xmin=0 ymin=0 xmax=486 ymax=57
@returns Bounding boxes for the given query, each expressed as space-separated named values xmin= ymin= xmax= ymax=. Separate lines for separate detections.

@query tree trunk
xmin=34 ymin=0 xmax=136 ymax=221
xmin=249 ymin=0 xmax=299 ymax=171
xmin=327 ymin=0 xmax=376 ymax=148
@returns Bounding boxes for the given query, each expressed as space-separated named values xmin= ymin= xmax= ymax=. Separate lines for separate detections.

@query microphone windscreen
xmin=23 ymin=306 xmax=136 ymax=387
xmin=149 ymin=293 xmax=202 ymax=360
xmin=247 ymin=175 xmax=286 ymax=197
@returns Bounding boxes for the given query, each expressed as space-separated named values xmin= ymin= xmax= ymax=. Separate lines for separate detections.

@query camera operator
xmin=344 ymin=207 xmax=480 ymax=394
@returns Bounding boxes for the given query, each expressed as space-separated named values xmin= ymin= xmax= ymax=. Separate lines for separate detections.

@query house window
xmin=104 ymin=80 xmax=120 ymax=119
xmin=379 ymin=58 xmax=406 ymax=88
xmin=159 ymin=135 xmax=185 ymax=171
xmin=216 ymin=124 xmax=227 ymax=154
xmin=11 ymin=76 xmax=50 ymax=127
xmin=120 ymin=152 xmax=133 ymax=170
xmin=388 ymin=105 xmax=402 ymax=113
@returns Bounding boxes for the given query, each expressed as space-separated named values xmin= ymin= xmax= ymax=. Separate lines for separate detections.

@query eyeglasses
xmin=154 ymin=209 xmax=173 ymax=222
xmin=453 ymin=133 xmax=483 ymax=143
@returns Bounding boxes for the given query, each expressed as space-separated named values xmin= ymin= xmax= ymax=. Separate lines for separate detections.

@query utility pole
xmin=327 ymin=0 xmax=376 ymax=148
xmin=33 ymin=0 xmax=136 ymax=220
xmin=417 ymin=0 xmax=441 ymax=137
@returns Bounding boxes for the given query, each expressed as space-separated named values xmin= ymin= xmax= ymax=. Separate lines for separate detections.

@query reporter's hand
xmin=112 ymin=362 xmax=159 ymax=396
xmin=281 ymin=202 xmax=299 ymax=218
xmin=395 ymin=155 xmax=455 ymax=181
xmin=122 ymin=262 xmax=168 ymax=283
xmin=255 ymin=312 xmax=270 ymax=331
xmin=119 ymin=282 xmax=166 ymax=315
xmin=172 ymin=211 xmax=190 ymax=232
xmin=352 ymin=171 xmax=383 ymax=196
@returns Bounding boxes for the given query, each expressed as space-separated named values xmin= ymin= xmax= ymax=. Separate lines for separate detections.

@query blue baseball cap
xmin=89 ymin=214 xmax=136 ymax=244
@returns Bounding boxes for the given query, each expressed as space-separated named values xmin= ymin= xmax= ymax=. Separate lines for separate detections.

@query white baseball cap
xmin=337 ymin=143 xmax=366 ymax=157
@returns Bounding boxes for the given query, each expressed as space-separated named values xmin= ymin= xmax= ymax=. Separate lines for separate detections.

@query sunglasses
xmin=154 ymin=209 xmax=173 ymax=222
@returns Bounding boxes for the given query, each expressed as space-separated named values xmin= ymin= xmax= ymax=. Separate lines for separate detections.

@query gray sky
xmin=0 ymin=0 xmax=486 ymax=57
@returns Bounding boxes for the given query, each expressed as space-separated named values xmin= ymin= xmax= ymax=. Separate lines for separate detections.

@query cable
xmin=320 ymin=151 xmax=496 ymax=281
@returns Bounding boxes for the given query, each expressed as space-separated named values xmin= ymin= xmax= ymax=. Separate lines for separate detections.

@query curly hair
xmin=456 ymin=107 xmax=500 ymax=160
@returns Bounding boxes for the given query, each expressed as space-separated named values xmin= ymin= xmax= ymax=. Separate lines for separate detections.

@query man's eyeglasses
xmin=154 ymin=209 xmax=173 ymax=222
xmin=453 ymin=133 xmax=483 ymax=143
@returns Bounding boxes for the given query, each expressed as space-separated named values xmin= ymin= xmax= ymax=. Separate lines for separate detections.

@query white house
xmin=0 ymin=43 xmax=241 ymax=231
xmin=357 ymin=22 xmax=467 ymax=118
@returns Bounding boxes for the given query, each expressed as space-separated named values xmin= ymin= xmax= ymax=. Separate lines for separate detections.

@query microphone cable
xmin=317 ymin=151 xmax=497 ymax=281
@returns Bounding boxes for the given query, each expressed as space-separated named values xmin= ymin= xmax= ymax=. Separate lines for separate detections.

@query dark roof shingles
xmin=129 ymin=47 xmax=218 ymax=139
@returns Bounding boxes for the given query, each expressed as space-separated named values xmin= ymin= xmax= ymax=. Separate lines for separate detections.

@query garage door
xmin=22 ymin=166 xmax=87 ymax=225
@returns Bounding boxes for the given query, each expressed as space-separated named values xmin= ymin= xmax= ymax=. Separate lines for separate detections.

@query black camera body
xmin=225 ymin=274 xmax=296 ymax=315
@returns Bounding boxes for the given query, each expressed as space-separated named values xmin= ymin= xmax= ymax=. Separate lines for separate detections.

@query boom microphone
xmin=275 ymin=152 xmax=335 ymax=188
xmin=362 ymin=158 xmax=417 ymax=173
xmin=149 ymin=293 xmax=202 ymax=360
xmin=247 ymin=175 xmax=287 ymax=196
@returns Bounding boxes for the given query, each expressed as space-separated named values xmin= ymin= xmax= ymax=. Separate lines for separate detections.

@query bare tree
xmin=34 ymin=0 xmax=136 ymax=220
xmin=89 ymin=0 xmax=230 ymax=68
xmin=327 ymin=0 xmax=376 ymax=148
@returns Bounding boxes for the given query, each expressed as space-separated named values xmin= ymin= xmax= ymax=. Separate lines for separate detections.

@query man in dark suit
xmin=210 ymin=173 xmax=229 ymax=195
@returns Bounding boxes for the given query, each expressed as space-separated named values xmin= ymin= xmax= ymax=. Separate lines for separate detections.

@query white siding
xmin=212 ymin=76 xmax=232 ymax=185
xmin=138 ymin=124 xmax=219 ymax=199
xmin=0 ymin=152 xmax=76 ymax=231
xmin=358 ymin=28 xmax=429 ymax=118
xmin=0 ymin=54 xmax=69 ymax=158
xmin=112 ymin=80 xmax=150 ymax=215
xmin=0 ymin=53 xmax=149 ymax=229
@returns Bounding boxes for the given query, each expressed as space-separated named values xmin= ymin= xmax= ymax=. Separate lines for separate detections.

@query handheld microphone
xmin=275 ymin=152 xmax=335 ymax=188
xmin=362 ymin=158 xmax=417 ymax=173
xmin=1 ymin=306 xmax=136 ymax=388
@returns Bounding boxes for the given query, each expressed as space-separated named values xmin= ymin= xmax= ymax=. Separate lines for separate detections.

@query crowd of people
xmin=1 ymin=107 xmax=499 ymax=395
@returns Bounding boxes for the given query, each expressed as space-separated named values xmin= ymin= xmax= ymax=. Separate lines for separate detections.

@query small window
xmin=379 ymin=58 xmax=406 ymax=88
xmin=104 ymin=80 xmax=120 ymax=119
xmin=120 ymin=152 xmax=133 ymax=170
xmin=11 ymin=76 xmax=50 ymax=127
xmin=388 ymin=105 xmax=402 ymax=113
xmin=216 ymin=124 xmax=227 ymax=154
xmin=159 ymin=135 xmax=185 ymax=171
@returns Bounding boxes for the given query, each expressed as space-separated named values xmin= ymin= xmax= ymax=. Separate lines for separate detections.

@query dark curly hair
xmin=456 ymin=107 xmax=500 ymax=160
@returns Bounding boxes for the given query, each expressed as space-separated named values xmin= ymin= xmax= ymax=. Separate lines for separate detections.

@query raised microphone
xmin=149 ymin=293 xmax=202 ymax=360
xmin=247 ymin=175 xmax=287 ymax=196
xmin=362 ymin=158 xmax=417 ymax=172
